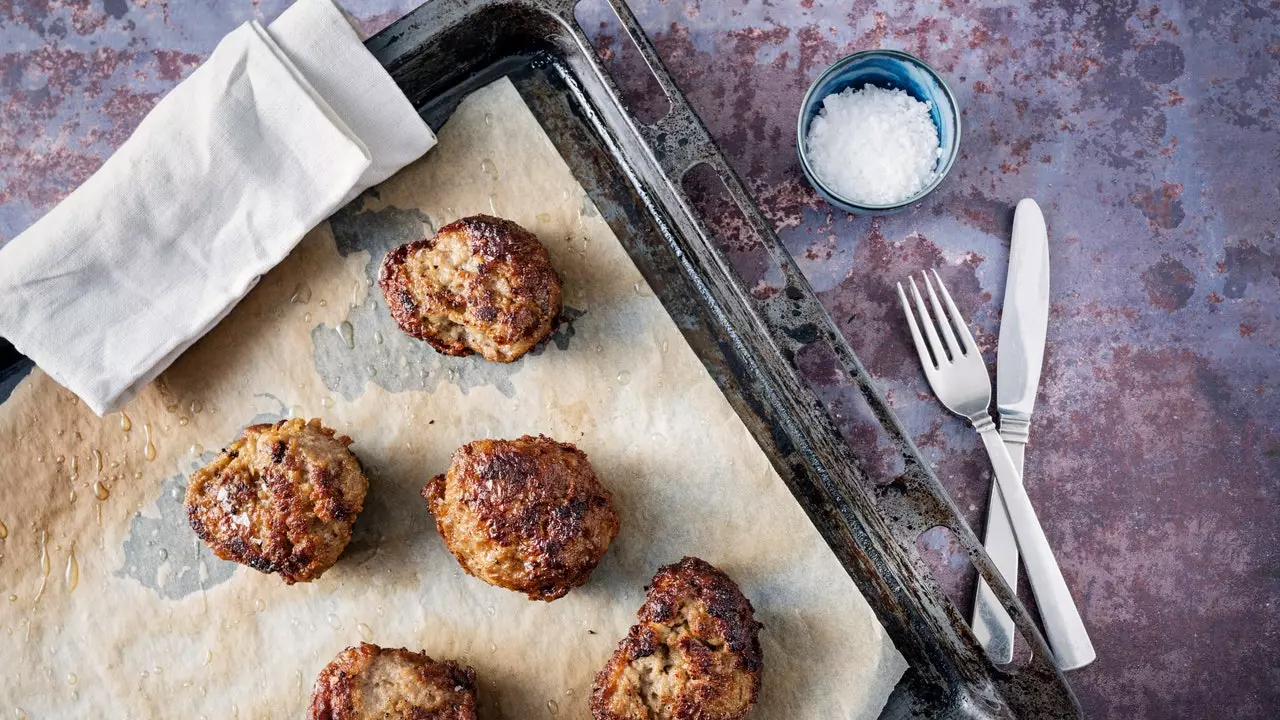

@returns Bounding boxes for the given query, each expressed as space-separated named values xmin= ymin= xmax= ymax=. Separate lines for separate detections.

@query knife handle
xmin=971 ymin=439 xmax=1023 ymax=664
xmin=972 ymin=417 xmax=1096 ymax=670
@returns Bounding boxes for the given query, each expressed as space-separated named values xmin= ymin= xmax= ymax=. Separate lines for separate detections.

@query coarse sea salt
xmin=806 ymin=85 xmax=942 ymax=206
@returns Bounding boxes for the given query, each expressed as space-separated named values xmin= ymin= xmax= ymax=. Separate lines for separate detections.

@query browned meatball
xmin=379 ymin=214 xmax=562 ymax=362
xmin=309 ymin=642 xmax=478 ymax=720
xmin=423 ymin=435 xmax=619 ymax=601
xmin=591 ymin=557 xmax=763 ymax=720
xmin=184 ymin=418 xmax=368 ymax=584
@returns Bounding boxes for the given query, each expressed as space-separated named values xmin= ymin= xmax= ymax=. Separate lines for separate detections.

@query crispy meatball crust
xmin=309 ymin=643 xmax=478 ymax=720
xmin=379 ymin=214 xmax=562 ymax=363
xmin=591 ymin=557 xmax=763 ymax=720
xmin=424 ymin=435 xmax=620 ymax=601
xmin=184 ymin=418 xmax=368 ymax=584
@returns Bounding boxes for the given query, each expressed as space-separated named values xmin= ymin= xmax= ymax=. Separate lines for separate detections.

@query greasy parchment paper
xmin=0 ymin=78 xmax=905 ymax=719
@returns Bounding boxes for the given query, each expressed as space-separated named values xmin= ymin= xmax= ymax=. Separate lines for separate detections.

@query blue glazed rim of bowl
xmin=796 ymin=49 xmax=961 ymax=215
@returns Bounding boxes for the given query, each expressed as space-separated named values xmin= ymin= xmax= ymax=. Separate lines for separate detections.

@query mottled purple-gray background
xmin=0 ymin=1 xmax=1276 ymax=717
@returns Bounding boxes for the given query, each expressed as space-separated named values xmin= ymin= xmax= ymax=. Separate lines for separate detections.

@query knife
xmin=971 ymin=199 xmax=1062 ymax=665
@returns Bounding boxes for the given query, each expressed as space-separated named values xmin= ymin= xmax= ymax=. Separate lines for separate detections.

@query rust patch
xmin=1130 ymin=181 xmax=1185 ymax=229
xmin=151 ymin=49 xmax=201 ymax=83
xmin=1222 ymin=239 xmax=1280 ymax=299
xmin=1140 ymin=255 xmax=1195 ymax=311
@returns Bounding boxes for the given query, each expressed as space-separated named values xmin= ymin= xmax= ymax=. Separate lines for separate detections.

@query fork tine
xmin=909 ymin=276 xmax=946 ymax=366
xmin=924 ymin=272 xmax=961 ymax=361
xmin=932 ymin=268 xmax=977 ymax=354
xmin=897 ymin=282 xmax=936 ymax=372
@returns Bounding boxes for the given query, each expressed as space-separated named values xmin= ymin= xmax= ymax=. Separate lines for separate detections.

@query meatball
xmin=309 ymin=642 xmax=478 ymax=720
xmin=424 ymin=435 xmax=619 ymax=601
xmin=185 ymin=418 xmax=368 ymax=584
xmin=379 ymin=214 xmax=562 ymax=362
xmin=591 ymin=557 xmax=763 ymax=720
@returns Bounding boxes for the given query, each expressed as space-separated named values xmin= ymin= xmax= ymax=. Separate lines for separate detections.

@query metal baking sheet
xmin=365 ymin=0 xmax=1082 ymax=717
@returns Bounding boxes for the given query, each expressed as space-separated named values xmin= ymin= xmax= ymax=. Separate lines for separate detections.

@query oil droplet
xmin=178 ymin=417 xmax=189 ymax=427
xmin=142 ymin=424 xmax=157 ymax=462
xmin=489 ymin=643 xmax=497 ymax=654
xmin=338 ymin=321 xmax=355 ymax=349
xmin=319 ymin=299 xmax=328 ymax=307
xmin=165 ymin=402 xmax=179 ymax=414
xmin=483 ymin=112 xmax=494 ymax=126
xmin=320 ymin=397 xmax=334 ymax=409
xmin=488 ymin=195 xmax=498 ymax=214
xmin=190 ymin=400 xmax=204 ymax=414
xmin=327 ymin=614 xmax=342 ymax=630
xmin=481 ymin=158 xmax=500 ymax=181
xmin=565 ymin=688 xmax=574 ymax=697
xmin=92 ymin=449 xmax=103 ymax=474
xmin=661 ymin=340 xmax=669 ymax=353
xmin=134 ymin=471 xmax=142 ymax=480
xmin=547 ymin=699 xmax=559 ymax=715
xmin=68 ymin=489 xmax=77 ymax=504
xmin=634 ymin=282 xmax=649 ymax=296
xmin=303 ymin=312 xmax=312 ymax=323
xmin=357 ymin=623 xmax=374 ymax=642
xmin=365 ymin=365 xmax=377 ymax=378
xmin=66 ymin=673 xmax=77 ymax=685
xmin=617 ymin=371 xmax=631 ymax=386
xmin=561 ymin=188 xmax=570 ymax=201
xmin=202 ymin=649 xmax=213 ymax=667
xmin=253 ymin=598 xmax=266 ymax=613
xmin=189 ymin=444 xmax=204 ymax=457
xmin=7 ymin=595 xmax=15 ymax=603
xmin=290 ymin=282 xmax=312 ymax=304
xmin=36 ymin=455 xmax=44 ymax=463
xmin=55 ymin=455 xmax=65 ymax=464
xmin=486 ymin=605 xmax=495 ymax=616
xmin=0 ymin=519 xmax=7 ymax=540
xmin=69 ymin=455 xmax=79 ymax=481
xmin=65 ymin=543 xmax=78 ymax=593
xmin=93 ymin=482 xmax=109 ymax=501
xmin=120 ymin=411 xmax=133 ymax=432
xmin=373 ymin=332 xmax=383 ymax=345
xmin=34 ymin=530 xmax=49 ymax=604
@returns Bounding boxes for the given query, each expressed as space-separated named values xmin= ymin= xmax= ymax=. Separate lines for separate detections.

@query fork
xmin=897 ymin=270 xmax=1095 ymax=670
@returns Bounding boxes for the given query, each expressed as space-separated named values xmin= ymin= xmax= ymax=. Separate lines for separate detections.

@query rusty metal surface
xmin=0 ymin=1 xmax=1276 ymax=718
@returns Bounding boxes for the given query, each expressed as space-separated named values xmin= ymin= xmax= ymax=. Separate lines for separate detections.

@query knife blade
xmin=971 ymin=198 xmax=1051 ymax=665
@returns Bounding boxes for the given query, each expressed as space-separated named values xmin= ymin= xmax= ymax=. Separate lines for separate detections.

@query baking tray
xmin=0 ymin=0 xmax=1080 ymax=716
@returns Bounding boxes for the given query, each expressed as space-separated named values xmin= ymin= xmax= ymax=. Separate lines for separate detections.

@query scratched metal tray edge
xmin=363 ymin=1 xmax=1080 ymax=718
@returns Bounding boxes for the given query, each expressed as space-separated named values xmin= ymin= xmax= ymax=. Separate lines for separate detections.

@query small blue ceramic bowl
xmin=797 ymin=50 xmax=960 ymax=215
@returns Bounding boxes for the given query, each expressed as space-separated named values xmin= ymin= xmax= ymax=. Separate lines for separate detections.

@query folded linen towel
xmin=0 ymin=0 xmax=435 ymax=416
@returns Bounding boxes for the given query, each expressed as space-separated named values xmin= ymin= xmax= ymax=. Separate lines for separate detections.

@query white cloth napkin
xmin=0 ymin=0 xmax=435 ymax=416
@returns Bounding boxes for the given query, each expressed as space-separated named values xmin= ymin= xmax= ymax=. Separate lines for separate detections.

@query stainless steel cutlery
xmin=896 ymin=217 xmax=1094 ymax=670
xmin=972 ymin=198 xmax=1053 ymax=665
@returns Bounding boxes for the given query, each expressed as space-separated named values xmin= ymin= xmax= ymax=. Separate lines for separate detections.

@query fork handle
xmin=973 ymin=417 xmax=1096 ymax=670
xmin=971 ymin=438 xmax=1022 ymax=664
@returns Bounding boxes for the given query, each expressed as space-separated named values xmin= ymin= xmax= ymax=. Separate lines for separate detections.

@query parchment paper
xmin=0 ymin=78 xmax=905 ymax=718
